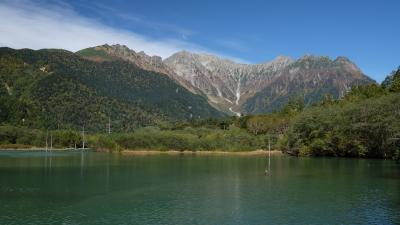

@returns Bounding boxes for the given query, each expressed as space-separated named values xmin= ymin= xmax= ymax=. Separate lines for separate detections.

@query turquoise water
xmin=0 ymin=151 xmax=399 ymax=224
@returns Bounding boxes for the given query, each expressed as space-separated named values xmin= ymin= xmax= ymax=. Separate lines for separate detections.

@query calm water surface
xmin=0 ymin=151 xmax=399 ymax=225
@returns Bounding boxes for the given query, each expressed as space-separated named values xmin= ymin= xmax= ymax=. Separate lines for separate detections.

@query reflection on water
xmin=0 ymin=151 xmax=399 ymax=224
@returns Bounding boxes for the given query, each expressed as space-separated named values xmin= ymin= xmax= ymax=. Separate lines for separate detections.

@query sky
xmin=0 ymin=0 xmax=399 ymax=82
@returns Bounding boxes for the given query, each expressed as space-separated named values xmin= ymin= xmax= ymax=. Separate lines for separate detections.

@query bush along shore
xmin=0 ymin=126 xmax=272 ymax=153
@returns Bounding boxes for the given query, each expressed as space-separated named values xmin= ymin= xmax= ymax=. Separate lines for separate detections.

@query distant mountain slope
xmin=243 ymin=56 xmax=375 ymax=114
xmin=78 ymin=44 xmax=172 ymax=75
xmin=77 ymin=44 xmax=374 ymax=115
xmin=0 ymin=47 xmax=223 ymax=131
xmin=77 ymin=44 xmax=201 ymax=94
xmin=164 ymin=52 xmax=375 ymax=114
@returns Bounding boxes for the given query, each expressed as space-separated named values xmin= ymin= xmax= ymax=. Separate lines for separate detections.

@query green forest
xmin=0 ymin=47 xmax=223 ymax=131
xmin=0 ymin=47 xmax=399 ymax=160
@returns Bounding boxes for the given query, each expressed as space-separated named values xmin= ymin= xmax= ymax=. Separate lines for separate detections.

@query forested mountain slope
xmin=0 ymin=47 xmax=223 ymax=131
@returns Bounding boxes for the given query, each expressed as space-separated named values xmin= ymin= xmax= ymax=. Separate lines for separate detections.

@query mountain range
xmin=0 ymin=44 xmax=375 ymax=131
xmin=79 ymin=44 xmax=374 ymax=115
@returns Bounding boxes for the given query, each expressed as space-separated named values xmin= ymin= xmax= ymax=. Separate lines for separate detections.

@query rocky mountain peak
xmin=334 ymin=56 xmax=356 ymax=68
xmin=78 ymin=44 xmax=174 ymax=75
xmin=78 ymin=45 xmax=374 ymax=115
xmin=298 ymin=54 xmax=330 ymax=62
xmin=259 ymin=55 xmax=294 ymax=72
xmin=164 ymin=52 xmax=297 ymax=114
xmin=165 ymin=51 xmax=373 ymax=115
xmin=265 ymin=55 xmax=293 ymax=64
xmin=334 ymin=56 xmax=361 ymax=71
xmin=334 ymin=56 xmax=352 ymax=63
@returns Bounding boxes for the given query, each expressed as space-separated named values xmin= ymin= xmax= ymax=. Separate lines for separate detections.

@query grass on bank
xmin=0 ymin=125 xmax=271 ymax=152
xmin=88 ymin=126 xmax=268 ymax=152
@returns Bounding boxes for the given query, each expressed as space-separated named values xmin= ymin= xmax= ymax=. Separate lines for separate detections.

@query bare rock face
xmin=242 ymin=55 xmax=374 ymax=114
xmin=164 ymin=52 xmax=374 ymax=115
xmin=77 ymin=44 xmax=374 ymax=115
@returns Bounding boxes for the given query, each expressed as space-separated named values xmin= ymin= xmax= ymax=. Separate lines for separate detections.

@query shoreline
xmin=0 ymin=146 xmax=283 ymax=156
xmin=120 ymin=149 xmax=283 ymax=156
xmin=0 ymin=146 xmax=86 ymax=151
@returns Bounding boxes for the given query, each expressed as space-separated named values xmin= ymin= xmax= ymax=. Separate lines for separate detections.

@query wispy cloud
xmin=78 ymin=1 xmax=195 ymax=39
xmin=0 ymin=0 xmax=249 ymax=63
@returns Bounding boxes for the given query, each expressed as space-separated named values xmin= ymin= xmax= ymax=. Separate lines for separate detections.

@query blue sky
xmin=0 ymin=0 xmax=399 ymax=82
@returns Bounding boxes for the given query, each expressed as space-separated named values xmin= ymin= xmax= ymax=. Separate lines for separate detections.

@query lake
xmin=0 ymin=151 xmax=399 ymax=224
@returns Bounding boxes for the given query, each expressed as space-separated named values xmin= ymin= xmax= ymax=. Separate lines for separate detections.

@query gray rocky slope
xmin=78 ymin=44 xmax=374 ymax=115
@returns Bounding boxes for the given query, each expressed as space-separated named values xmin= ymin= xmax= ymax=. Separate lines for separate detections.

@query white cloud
xmin=0 ymin=0 xmax=249 ymax=63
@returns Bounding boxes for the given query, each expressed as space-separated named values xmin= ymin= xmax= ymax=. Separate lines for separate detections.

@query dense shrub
xmin=285 ymin=93 xmax=400 ymax=158
xmin=0 ymin=126 xmax=81 ymax=148
xmin=87 ymin=126 xmax=267 ymax=152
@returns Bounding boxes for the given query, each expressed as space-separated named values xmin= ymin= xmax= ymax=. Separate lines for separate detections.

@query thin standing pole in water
xmin=268 ymin=134 xmax=271 ymax=173
xmin=265 ymin=134 xmax=271 ymax=175
xmin=45 ymin=130 xmax=48 ymax=152
xmin=82 ymin=126 xmax=85 ymax=150
xmin=50 ymin=132 xmax=53 ymax=151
